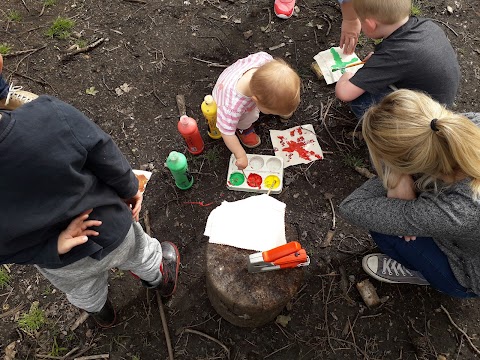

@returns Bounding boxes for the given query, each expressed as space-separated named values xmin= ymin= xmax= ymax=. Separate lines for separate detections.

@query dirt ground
xmin=1 ymin=0 xmax=480 ymax=359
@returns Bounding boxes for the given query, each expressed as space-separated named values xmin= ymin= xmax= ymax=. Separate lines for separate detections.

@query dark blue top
xmin=350 ymin=17 xmax=460 ymax=107
xmin=0 ymin=96 xmax=138 ymax=268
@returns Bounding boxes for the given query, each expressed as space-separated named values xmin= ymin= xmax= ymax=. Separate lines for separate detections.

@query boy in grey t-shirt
xmin=335 ymin=0 xmax=460 ymax=118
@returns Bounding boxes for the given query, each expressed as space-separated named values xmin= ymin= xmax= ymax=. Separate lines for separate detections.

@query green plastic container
xmin=166 ymin=151 xmax=194 ymax=190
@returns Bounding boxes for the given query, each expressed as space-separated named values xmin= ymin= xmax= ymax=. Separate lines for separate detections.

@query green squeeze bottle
xmin=166 ymin=151 xmax=194 ymax=190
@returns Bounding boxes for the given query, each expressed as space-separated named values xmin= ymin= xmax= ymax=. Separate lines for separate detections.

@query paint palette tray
xmin=226 ymin=154 xmax=284 ymax=194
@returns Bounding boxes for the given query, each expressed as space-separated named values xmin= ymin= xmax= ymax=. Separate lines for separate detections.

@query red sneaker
xmin=236 ymin=126 xmax=261 ymax=148
xmin=274 ymin=0 xmax=295 ymax=19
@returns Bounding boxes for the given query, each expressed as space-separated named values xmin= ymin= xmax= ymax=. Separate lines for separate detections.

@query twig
xmin=61 ymin=347 xmax=80 ymax=360
xmin=143 ymin=210 xmax=174 ymax=360
xmin=430 ymin=19 xmax=459 ymax=37
xmin=73 ymin=355 xmax=109 ymax=360
xmin=20 ymin=0 xmax=30 ymax=12
xmin=61 ymin=38 xmax=105 ymax=61
xmin=192 ymin=57 xmax=227 ymax=68
xmin=183 ymin=328 xmax=230 ymax=359
xmin=7 ymin=46 xmax=47 ymax=83
xmin=3 ymin=47 xmax=46 ymax=58
xmin=0 ymin=302 xmax=25 ymax=320
xmin=321 ymin=14 xmax=332 ymax=36
xmin=10 ymin=71 xmax=49 ymax=87
xmin=320 ymin=99 xmax=343 ymax=153
xmin=175 ymin=94 xmax=186 ymax=117
xmin=264 ymin=343 xmax=293 ymax=358
xmin=320 ymin=193 xmax=336 ymax=247
xmin=325 ymin=278 xmax=335 ymax=353
xmin=35 ymin=355 xmax=62 ymax=359
xmin=70 ymin=311 xmax=89 ymax=331
xmin=441 ymin=305 xmax=480 ymax=355
xmin=156 ymin=292 xmax=174 ymax=360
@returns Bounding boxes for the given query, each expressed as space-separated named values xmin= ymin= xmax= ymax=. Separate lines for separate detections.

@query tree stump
xmin=206 ymin=225 xmax=304 ymax=327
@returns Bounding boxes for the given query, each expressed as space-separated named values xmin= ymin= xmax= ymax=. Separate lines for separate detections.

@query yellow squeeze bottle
xmin=201 ymin=95 xmax=222 ymax=139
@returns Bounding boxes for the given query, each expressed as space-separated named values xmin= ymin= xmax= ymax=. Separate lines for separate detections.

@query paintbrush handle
xmin=332 ymin=61 xmax=365 ymax=72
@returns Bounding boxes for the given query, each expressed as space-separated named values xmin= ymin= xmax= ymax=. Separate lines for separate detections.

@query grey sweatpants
xmin=36 ymin=222 xmax=162 ymax=313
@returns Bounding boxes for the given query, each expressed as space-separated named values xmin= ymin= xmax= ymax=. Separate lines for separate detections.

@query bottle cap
xmin=168 ymin=151 xmax=179 ymax=162
xmin=179 ymin=115 xmax=189 ymax=125
xmin=204 ymin=95 xmax=214 ymax=104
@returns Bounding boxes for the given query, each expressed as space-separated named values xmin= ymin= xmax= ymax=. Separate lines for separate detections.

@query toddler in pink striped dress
xmin=212 ymin=52 xmax=301 ymax=170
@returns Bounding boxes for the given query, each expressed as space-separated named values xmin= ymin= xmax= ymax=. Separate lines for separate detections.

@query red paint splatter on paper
xmin=247 ymin=173 xmax=262 ymax=188
xmin=278 ymin=127 xmax=323 ymax=162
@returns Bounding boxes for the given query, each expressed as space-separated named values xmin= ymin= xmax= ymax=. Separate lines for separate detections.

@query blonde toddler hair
xmin=250 ymin=59 xmax=301 ymax=116
xmin=352 ymin=0 xmax=411 ymax=24
xmin=362 ymin=89 xmax=480 ymax=198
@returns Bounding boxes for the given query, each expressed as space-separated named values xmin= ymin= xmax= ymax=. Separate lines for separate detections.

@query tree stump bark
xmin=206 ymin=225 xmax=304 ymax=327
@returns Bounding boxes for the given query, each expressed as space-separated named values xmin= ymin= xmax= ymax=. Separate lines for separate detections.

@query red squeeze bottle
xmin=178 ymin=115 xmax=204 ymax=155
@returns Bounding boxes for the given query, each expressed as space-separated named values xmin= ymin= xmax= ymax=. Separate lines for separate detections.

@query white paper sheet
xmin=313 ymin=46 xmax=364 ymax=85
xmin=204 ymin=194 xmax=286 ymax=251
xmin=270 ymin=124 xmax=323 ymax=168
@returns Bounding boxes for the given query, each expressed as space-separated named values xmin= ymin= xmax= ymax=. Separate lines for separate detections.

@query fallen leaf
xmin=275 ymin=314 xmax=291 ymax=327
xmin=85 ymin=87 xmax=98 ymax=96
xmin=4 ymin=341 xmax=16 ymax=360
xmin=120 ymin=83 xmax=132 ymax=93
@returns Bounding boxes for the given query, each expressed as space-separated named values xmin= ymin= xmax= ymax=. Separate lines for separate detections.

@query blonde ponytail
xmin=362 ymin=90 xmax=480 ymax=198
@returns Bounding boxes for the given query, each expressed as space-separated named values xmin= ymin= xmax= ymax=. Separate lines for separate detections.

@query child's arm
xmin=339 ymin=1 xmax=361 ymax=55
xmin=222 ymin=134 xmax=248 ymax=170
xmin=335 ymin=72 xmax=366 ymax=102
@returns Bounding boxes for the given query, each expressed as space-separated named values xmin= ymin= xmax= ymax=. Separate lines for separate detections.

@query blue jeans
xmin=370 ymin=231 xmax=478 ymax=298
xmin=0 ymin=73 xmax=9 ymax=99
xmin=350 ymin=88 xmax=393 ymax=119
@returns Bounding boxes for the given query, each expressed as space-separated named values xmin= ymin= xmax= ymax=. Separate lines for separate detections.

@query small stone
xmin=243 ymin=30 xmax=253 ymax=40
xmin=446 ymin=5 xmax=454 ymax=14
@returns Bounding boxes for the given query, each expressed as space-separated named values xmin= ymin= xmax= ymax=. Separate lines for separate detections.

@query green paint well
xmin=229 ymin=172 xmax=245 ymax=186
xmin=330 ymin=48 xmax=359 ymax=74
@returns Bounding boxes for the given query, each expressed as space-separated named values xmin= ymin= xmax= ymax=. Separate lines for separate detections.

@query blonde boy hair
xmin=352 ymin=0 xmax=411 ymax=24
xmin=250 ymin=59 xmax=301 ymax=116
xmin=362 ymin=89 xmax=480 ymax=198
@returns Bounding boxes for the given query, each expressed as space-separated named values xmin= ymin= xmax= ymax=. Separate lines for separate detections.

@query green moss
xmin=411 ymin=2 xmax=422 ymax=16
xmin=7 ymin=10 xmax=22 ymax=22
xmin=18 ymin=302 xmax=46 ymax=332
xmin=0 ymin=269 xmax=10 ymax=289
xmin=45 ymin=17 xmax=75 ymax=39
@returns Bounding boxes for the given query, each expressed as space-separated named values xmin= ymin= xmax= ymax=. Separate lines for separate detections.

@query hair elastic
xmin=430 ymin=118 xmax=439 ymax=132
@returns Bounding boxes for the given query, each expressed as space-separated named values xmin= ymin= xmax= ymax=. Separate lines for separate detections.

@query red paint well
xmin=247 ymin=173 xmax=262 ymax=188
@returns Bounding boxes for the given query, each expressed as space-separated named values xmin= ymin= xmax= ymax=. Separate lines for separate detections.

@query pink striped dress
xmin=212 ymin=52 xmax=273 ymax=135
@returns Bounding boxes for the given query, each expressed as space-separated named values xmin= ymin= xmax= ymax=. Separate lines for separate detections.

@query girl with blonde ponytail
xmin=339 ymin=89 xmax=480 ymax=298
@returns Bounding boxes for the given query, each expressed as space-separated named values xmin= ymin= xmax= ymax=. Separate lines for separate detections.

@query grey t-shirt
xmin=350 ymin=17 xmax=460 ymax=107
xmin=339 ymin=113 xmax=480 ymax=294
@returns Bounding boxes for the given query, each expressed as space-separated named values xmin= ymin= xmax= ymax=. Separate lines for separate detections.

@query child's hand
xmin=58 ymin=209 xmax=101 ymax=255
xmin=340 ymin=18 xmax=361 ymax=55
xmin=235 ymin=155 xmax=248 ymax=170
xmin=123 ymin=190 xmax=143 ymax=221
